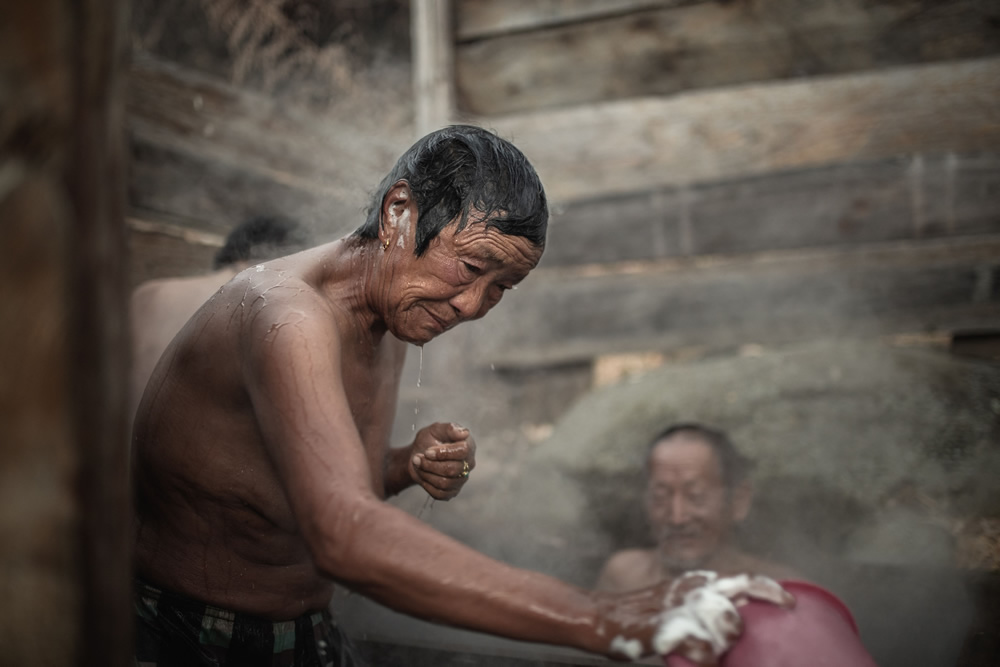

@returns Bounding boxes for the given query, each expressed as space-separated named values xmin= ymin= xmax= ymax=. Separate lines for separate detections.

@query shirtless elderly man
xmin=597 ymin=423 xmax=799 ymax=593
xmin=132 ymin=125 xmax=791 ymax=666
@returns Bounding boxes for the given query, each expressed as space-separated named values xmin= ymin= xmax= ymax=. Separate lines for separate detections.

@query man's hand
xmin=409 ymin=422 xmax=476 ymax=500
xmin=653 ymin=572 xmax=795 ymax=665
xmin=597 ymin=573 xmax=793 ymax=664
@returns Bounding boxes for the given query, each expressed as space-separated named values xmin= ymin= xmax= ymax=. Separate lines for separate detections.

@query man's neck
xmin=312 ymin=238 xmax=391 ymax=347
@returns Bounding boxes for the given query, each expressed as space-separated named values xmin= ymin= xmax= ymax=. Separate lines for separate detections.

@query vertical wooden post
xmin=412 ymin=0 xmax=456 ymax=137
xmin=0 ymin=0 xmax=131 ymax=665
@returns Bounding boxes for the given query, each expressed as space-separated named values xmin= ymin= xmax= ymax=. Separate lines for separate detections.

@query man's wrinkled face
xmin=387 ymin=216 xmax=542 ymax=345
xmin=645 ymin=435 xmax=738 ymax=573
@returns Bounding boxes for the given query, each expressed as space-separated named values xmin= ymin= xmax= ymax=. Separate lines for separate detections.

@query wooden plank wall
xmin=488 ymin=57 xmax=1000 ymax=203
xmin=542 ymin=154 xmax=1000 ymax=267
xmin=478 ymin=236 xmax=1000 ymax=369
xmin=437 ymin=0 xmax=1000 ymax=372
xmin=124 ymin=56 xmax=410 ymax=287
xmin=456 ymin=0 xmax=1000 ymax=116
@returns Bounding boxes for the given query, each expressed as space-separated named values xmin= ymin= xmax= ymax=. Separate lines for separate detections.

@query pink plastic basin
xmin=665 ymin=580 xmax=878 ymax=667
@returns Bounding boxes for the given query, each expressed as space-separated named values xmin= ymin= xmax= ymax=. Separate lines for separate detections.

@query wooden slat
xmin=413 ymin=0 xmax=456 ymax=136
xmin=540 ymin=154 xmax=1000 ymax=267
xmin=126 ymin=214 xmax=224 ymax=288
xmin=126 ymin=214 xmax=226 ymax=248
xmin=126 ymin=56 xmax=409 ymax=208
xmin=485 ymin=57 xmax=1000 ymax=204
xmin=459 ymin=236 xmax=1000 ymax=369
xmin=128 ymin=60 xmax=355 ymax=202
xmin=456 ymin=0 xmax=701 ymax=41
xmin=456 ymin=0 xmax=1000 ymax=115
xmin=127 ymin=140 xmax=358 ymax=241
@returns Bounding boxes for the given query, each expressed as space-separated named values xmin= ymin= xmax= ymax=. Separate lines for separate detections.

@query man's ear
xmin=380 ymin=180 xmax=414 ymax=243
xmin=731 ymin=481 xmax=753 ymax=523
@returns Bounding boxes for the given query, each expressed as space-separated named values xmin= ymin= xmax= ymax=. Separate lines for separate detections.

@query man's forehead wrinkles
xmin=456 ymin=229 xmax=539 ymax=266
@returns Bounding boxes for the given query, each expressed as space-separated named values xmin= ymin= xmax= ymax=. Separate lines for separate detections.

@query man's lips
xmin=422 ymin=306 xmax=453 ymax=332
xmin=660 ymin=530 xmax=702 ymax=545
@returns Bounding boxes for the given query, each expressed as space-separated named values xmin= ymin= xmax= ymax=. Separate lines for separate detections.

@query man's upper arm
xmin=241 ymin=307 xmax=376 ymax=536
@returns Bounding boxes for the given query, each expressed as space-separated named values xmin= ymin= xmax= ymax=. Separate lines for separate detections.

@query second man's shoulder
xmin=595 ymin=548 xmax=661 ymax=593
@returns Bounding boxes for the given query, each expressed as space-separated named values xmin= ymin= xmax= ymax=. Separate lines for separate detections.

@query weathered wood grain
xmin=456 ymin=0 xmax=1000 ymax=115
xmin=127 ymin=141 xmax=360 ymax=241
xmin=460 ymin=235 xmax=1000 ymax=368
xmin=541 ymin=154 xmax=1000 ymax=267
xmin=456 ymin=0 xmax=703 ymax=40
xmin=126 ymin=215 xmax=223 ymax=287
xmin=413 ymin=0 xmax=456 ymax=135
xmin=128 ymin=58 xmax=358 ymax=202
xmin=1 ymin=0 xmax=131 ymax=664
xmin=126 ymin=56 xmax=409 ymax=215
xmin=483 ymin=57 xmax=1000 ymax=204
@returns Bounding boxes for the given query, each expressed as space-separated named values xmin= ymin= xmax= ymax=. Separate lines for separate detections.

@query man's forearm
xmin=309 ymin=496 xmax=616 ymax=657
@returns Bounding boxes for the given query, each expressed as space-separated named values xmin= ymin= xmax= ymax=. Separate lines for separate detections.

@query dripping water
xmin=415 ymin=345 xmax=435 ymax=520
xmin=412 ymin=345 xmax=422 ymax=431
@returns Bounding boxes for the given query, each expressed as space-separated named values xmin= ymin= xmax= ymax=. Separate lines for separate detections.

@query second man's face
xmin=645 ymin=436 xmax=739 ymax=573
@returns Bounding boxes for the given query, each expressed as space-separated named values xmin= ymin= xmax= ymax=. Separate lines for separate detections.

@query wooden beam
xmin=127 ymin=224 xmax=221 ymax=288
xmin=456 ymin=0 xmax=1000 ymax=116
xmin=1 ymin=0 xmax=131 ymax=664
xmin=125 ymin=212 xmax=225 ymax=288
xmin=460 ymin=235 xmax=1000 ymax=369
xmin=456 ymin=0 xmax=702 ymax=41
xmin=540 ymin=154 xmax=1000 ymax=267
xmin=412 ymin=0 xmax=456 ymax=136
xmin=484 ymin=57 xmax=1000 ymax=203
xmin=126 ymin=214 xmax=226 ymax=248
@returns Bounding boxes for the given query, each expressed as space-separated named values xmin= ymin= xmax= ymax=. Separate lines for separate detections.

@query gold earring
xmin=382 ymin=238 xmax=390 ymax=250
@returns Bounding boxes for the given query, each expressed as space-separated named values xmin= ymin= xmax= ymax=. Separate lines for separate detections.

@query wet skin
xmin=132 ymin=181 xmax=678 ymax=659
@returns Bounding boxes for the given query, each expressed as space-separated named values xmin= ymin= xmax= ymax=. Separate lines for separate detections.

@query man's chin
xmin=394 ymin=325 xmax=445 ymax=345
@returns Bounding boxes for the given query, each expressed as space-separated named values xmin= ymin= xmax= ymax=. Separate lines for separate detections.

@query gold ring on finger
xmin=461 ymin=460 xmax=470 ymax=478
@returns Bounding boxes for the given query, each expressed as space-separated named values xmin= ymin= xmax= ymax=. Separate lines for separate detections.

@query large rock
xmin=469 ymin=340 xmax=1000 ymax=583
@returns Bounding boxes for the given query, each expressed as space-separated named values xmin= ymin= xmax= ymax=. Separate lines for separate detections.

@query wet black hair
xmin=354 ymin=125 xmax=548 ymax=256
xmin=647 ymin=423 xmax=754 ymax=489
xmin=213 ymin=216 xmax=310 ymax=269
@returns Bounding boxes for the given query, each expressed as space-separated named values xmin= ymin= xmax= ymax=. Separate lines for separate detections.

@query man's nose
xmin=668 ymin=496 xmax=691 ymax=525
xmin=449 ymin=283 xmax=490 ymax=321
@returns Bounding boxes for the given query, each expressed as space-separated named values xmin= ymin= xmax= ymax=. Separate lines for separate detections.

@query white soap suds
xmin=610 ymin=635 xmax=643 ymax=661
xmin=654 ymin=572 xmax=785 ymax=660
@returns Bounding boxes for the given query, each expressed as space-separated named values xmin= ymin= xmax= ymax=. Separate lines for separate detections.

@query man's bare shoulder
xmin=605 ymin=548 xmax=656 ymax=567
xmin=132 ymin=270 xmax=238 ymax=320
xmin=596 ymin=548 xmax=659 ymax=592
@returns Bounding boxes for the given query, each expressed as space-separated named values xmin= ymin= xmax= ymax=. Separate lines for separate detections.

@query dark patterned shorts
xmin=134 ymin=579 xmax=362 ymax=667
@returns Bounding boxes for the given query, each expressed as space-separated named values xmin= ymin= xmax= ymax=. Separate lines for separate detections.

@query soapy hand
xmin=654 ymin=572 xmax=795 ymax=665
